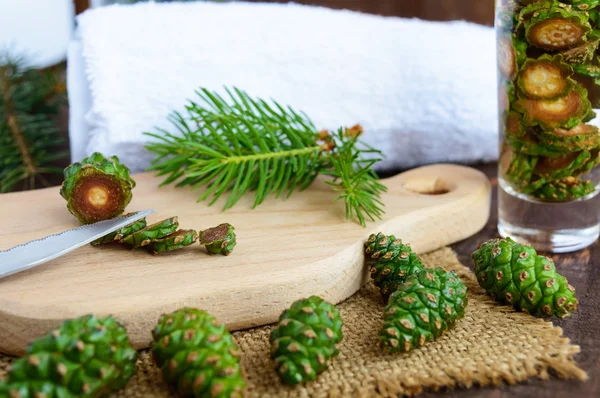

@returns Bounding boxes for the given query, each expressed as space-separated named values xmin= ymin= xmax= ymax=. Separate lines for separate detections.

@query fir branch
xmin=0 ymin=57 xmax=67 ymax=192
xmin=145 ymin=87 xmax=386 ymax=225
xmin=323 ymin=128 xmax=387 ymax=226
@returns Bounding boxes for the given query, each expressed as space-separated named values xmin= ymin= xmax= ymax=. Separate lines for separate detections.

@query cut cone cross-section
xmin=517 ymin=55 xmax=575 ymax=100
xmin=60 ymin=152 xmax=136 ymax=224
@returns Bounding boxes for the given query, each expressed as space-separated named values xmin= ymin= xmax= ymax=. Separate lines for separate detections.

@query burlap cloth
xmin=0 ymin=248 xmax=588 ymax=397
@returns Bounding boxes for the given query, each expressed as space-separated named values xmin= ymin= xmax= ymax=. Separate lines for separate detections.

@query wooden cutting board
xmin=0 ymin=164 xmax=490 ymax=355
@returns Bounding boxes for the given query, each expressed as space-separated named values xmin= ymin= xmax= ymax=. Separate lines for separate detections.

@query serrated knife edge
xmin=0 ymin=209 xmax=155 ymax=280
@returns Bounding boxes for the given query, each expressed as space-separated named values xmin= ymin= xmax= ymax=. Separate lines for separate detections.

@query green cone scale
xmin=561 ymin=0 xmax=600 ymax=11
xmin=364 ymin=233 xmax=425 ymax=302
xmin=120 ymin=217 xmax=179 ymax=248
xmin=504 ymin=152 xmax=547 ymax=193
xmin=91 ymin=216 xmax=147 ymax=246
xmin=380 ymin=268 xmax=468 ymax=353
xmin=473 ymin=237 xmax=578 ymax=318
xmin=270 ymin=296 xmax=343 ymax=385
xmin=199 ymin=224 xmax=236 ymax=256
xmin=0 ymin=315 xmax=137 ymax=398
xmin=148 ymin=229 xmax=199 ymax=255
xmin=533 ymin=177 xmax=596 ymax=200
xmin=60 ymin=153 xmax=136 ymax=224
xmin=151 ymin=308 xmax=245 ymax=398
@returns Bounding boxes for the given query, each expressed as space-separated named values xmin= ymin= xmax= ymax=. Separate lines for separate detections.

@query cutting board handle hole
xmin=402 ymin=177 xmax=453 ymax=195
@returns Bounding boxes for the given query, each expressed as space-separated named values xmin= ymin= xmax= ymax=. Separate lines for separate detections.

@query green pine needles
xmin=145 ymin=87 xmax=387 ymax=226
xmin=0 ymin=56 xmax=67 ymax=192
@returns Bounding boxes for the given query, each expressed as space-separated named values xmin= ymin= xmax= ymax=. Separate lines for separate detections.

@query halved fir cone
xmin=517 ymin=55 xmax=575 ymax=100
xmin=120 ymin=217 xmax=179 ymax=248
xmin=497 ymin=32 xmax=528 ymax=80
xmin=0 ymin=315 xmax=137 ymax=397
xmin=147 ymin=229 xmax=199 ymax=255
xmin=199 ymin=223 xmax=236 ymax=256
xmin=536 ymin=123 xmax=600 ymax=152
xmin=513 ymin=83 xmax=593 ymax=130
xmin=380 ymin=268 xmax=468 ymax=353
xmin=269 ymin=296 xmax=343 ymax=385
xmin=472 ymin=237 xmax=578 ymax=318
xmin=364 ymin=233 xmax=425 ymax=303
xmin=534 ymin=149 xmax=599 ymax=181
xmin=522 ymin=2 xmax=592 ymax=51
xmin=151 ymin=308 xmax=246 ymax=397
xmin=91 ymin=215 xmax=147 ymax=246
xmin=533 ymin=176 xmax=596 ymax=201
xmin=60 ymin=152 xmax=136 ymax=224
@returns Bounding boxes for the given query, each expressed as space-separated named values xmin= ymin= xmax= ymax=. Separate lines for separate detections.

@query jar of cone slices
xmin=496 ymin=0 xmax=600 ymax=252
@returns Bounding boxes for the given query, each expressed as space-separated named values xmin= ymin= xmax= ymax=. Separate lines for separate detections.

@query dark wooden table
xmin=427 ymin=163 xmax=599 ymax=398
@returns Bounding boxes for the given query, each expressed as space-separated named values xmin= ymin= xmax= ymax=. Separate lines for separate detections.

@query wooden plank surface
xmin=0 ymin=164 xmax=491 ymax=355
xmin=427 ymin=163 xmax=600 ymax=398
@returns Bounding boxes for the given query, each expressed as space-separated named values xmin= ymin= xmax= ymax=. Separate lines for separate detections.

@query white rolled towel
xmin=67 ymin=1 xmax=498 ymax=173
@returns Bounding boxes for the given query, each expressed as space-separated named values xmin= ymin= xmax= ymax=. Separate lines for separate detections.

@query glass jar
xmin=496 ymin=0 xmax=600 ymax=252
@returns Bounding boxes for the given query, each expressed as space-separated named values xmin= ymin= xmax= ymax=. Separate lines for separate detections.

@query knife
xmin=0 ymin=209 xmax=155 ymax=280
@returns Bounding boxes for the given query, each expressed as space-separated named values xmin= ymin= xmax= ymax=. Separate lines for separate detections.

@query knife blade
xmin=0 ymin=209 xmax=155 ymax=280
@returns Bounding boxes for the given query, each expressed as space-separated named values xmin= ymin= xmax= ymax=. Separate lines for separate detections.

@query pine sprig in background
xmin=146 ymin=88 xmax=387 ymax=226
xmin=0 ymin=56 xmax=68 ymax=192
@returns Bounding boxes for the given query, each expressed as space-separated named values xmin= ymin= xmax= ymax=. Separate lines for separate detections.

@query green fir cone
xmin=60 ymin=153 xmax=136 ymax=224
xmin=522 ymin=2 xmax=592 ymax=51
xmin=380 ymin=268 xmax=468 ymax=353
xmin=199 ymin=224 xmax=236 ymax=256
xmin=91 ymin=216 xmax=147 ymax=246
xmin=120 ymin=217 xmax=179 ymax=248
xmin=364 ymin=233 xmax=425 ymax=303
xmin=472 ymin=237 xmax=578 ymax=318
xmin=517 ymin=55 xmax=575 ymax=100
xmin=513 ymin=83 xmax=594 ymax=130
xmin=147 ymin=229 xmax=199 ymax=255
xmin=0 ymin=315 xmax=137 ymax=398
xmin=151 ymin=308 xmax=246 ymax=398
xmin=533 ymin=177 xmax=596 ymax=201
xmin=270 ymin=296 xmax=343 ymax=385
